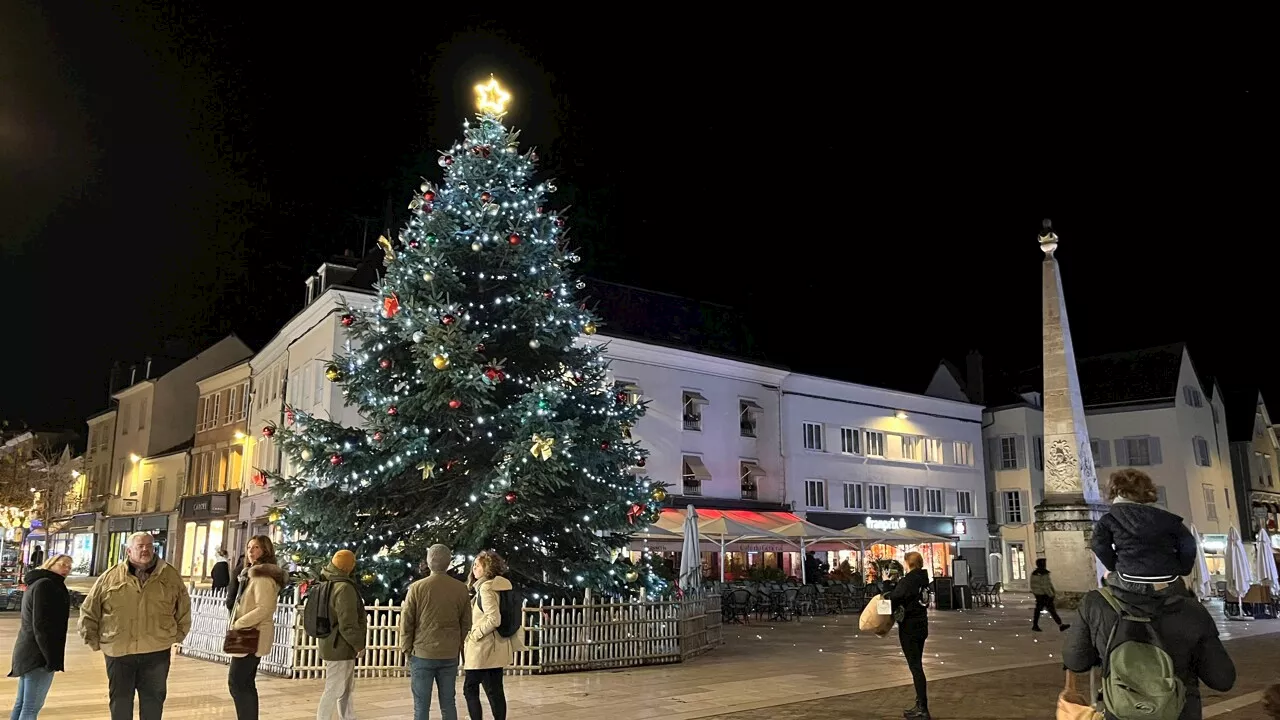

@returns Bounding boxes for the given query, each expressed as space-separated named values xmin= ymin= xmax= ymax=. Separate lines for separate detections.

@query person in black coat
xmin=211 ymin=548 xmax=231 ymax=592
xmin=225 ymin=553 xmax=245 ymax=613
xmin=8 ymin=554 xmax=72 ymax=720
xmin=886 ymin=551 xmax=932 ymax=720
xmin=1064 ymin=574 xmax=1235 ymax=720
xmin=1092 ymin=468 xmax=1197 ymax=583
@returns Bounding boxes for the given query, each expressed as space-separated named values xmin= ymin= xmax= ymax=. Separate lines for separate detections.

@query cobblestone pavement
xmin=706 ymin=632 xmax=1280 ymax=720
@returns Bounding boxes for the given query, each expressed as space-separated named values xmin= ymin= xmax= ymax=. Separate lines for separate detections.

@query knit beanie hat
xmin=331 ymin=549 xmax=356 ymax=573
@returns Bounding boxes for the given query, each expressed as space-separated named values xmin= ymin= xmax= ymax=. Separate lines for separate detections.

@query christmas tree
xmin=266 ymin=78 xmax=668 ymax=600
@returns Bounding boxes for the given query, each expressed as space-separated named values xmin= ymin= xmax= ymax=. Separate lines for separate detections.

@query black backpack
xmin=303 ymin=578 xmax=356 ymax=639
xmin=477 ymin=580 xmax=522 ymax=638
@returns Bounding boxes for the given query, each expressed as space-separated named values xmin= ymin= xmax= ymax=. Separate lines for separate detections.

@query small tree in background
xmin=266 ymin=78 xmax=667 ymax=600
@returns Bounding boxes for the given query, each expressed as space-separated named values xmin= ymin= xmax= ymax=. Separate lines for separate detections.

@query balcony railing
xmin=740 ymin=421 xmax=756 ymax=438
xmin=682 ymin=414 xmax=702 ymax=432
xmin=682 ymin=479 xmax=702 ymax=496
xmin=740 ymin=485 xmax=758 ymax=501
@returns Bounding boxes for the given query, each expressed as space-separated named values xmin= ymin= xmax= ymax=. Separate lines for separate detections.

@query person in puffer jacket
xmin=1092 ymin=468 xmax=1197 ymax=583
xmin=1029 ymin=559 xmax=1069 ymax=632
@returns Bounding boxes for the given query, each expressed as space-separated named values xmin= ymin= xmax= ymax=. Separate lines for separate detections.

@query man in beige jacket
xmin=79 ymin=531 xmax=191 ymax=720
xmin=399 ymin=544 xmax=471 ymax=720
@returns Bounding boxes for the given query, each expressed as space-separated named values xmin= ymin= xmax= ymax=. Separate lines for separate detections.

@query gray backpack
xmin=1097 ymin=587 xmax=1184 ymax=720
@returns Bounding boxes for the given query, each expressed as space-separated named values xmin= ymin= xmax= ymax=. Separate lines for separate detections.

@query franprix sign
xmin=866 ymin=516 xmax=908 ymax=531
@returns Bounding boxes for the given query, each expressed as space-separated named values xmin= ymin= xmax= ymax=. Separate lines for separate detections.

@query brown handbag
xmin=223 ymin=627 xmax=260 ymax=655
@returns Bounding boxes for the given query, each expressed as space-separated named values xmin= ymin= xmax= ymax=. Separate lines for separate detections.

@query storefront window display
xmin=180 ymin=520 xmax=225 ymax=579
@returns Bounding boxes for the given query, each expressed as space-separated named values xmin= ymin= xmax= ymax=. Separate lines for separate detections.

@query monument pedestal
xmin=1035 ymin=499 xmax=1109 ymax=609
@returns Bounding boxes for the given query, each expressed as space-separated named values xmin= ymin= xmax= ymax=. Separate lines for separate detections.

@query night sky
xmin=1 ymin=3 xmax=1268 ymax=434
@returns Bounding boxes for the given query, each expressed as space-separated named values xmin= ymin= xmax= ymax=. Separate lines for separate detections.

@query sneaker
xmin=1059 ymin=623 xmax=1071 ymax=632
xmin=1032 ymin=626 xmax=1043 ymax=632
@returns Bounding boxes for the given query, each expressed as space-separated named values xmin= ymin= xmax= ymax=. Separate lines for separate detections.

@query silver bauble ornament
xmin=529 ymin=339 xmax=541 ymax=349
xmin=472 ymin=242 xmax=483 ymax=251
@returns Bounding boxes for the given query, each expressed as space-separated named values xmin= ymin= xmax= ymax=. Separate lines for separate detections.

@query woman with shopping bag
xmin=886 ymin=552 xmax=932 ymax=720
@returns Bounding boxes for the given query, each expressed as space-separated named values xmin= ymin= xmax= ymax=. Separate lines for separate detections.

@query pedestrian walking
xmin=1029 ymin=558 xmax=1071 ymax=632
xmin=78 ymin=531 xmax=191 ymax=720
xmin=400 ymin=544 xmax=471 ymax=720
xmin=27 ymin=546 xmax=44 ymax=569
xmin=463 ymin=551 xmax=524 ymax=720
xmin=886 ymin=551 xmax=932 ymax=719
xmin=8 ymin=554 xmax=72 ymax=720
xmin=316 ymin=549 xmax=366 ymax=720
xmin=226 ymin=536 xmax=283 ymax=720
xmin=211 ymin=548 xmax=231 ymax=592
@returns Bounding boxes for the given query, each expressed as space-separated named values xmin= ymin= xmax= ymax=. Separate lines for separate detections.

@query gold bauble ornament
xmin=291 ymin=553 xmax=302 ymax=562
xmin=625 ymin=570 xmax=639 ymax=583
xmin=432 ymin=354 xmax=450 ymax=370
xmin=361 ymin=572 xmax=376 ymax=584
xmin=652 ymin=488 xmax=668 ymax=502
xmin=583 ymin=322 xmax=597 ymax=335
xmin=325 ymin=364 xmax=343 ymax=382
xmin=268 ymin=509 xmax=282 ymax=523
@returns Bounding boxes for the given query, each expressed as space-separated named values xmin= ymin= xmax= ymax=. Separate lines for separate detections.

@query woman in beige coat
xmin=463 ymin=551 xmax=523 ymax=720
xmin=227 ymin=535 xmax=283 ymax=720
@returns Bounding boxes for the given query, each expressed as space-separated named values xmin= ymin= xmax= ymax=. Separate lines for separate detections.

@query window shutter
xmin=946 ymin=489 xmax=957 ymax=515
xmin=1015 ymin=435 xmax=1027 ymax=469
xmin=986 ymin=438 xmax=999 ymax=471
xmin=1020 ymin=490 xmax=1032 ymax=523
xmin=1098 ymin=440 xmax=1112 ymax=468
xmin=1149 ymin=436 xmax=1162 ymax=465
xmin=1114 ymin=439 xmax=1129 ymax=466
xmin=992 ymin=491 xmax=1004 ymax=524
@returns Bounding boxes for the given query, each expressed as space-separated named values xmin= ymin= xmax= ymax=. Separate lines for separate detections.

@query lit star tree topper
xmin=265 ymin=76 xmax=668 ymax=601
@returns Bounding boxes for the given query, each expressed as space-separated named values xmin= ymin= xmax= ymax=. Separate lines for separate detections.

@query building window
xmin=138 ymin=402 xmax=147 ymax=431
xmin=1008 ymin=542 xmax=1028 ymax=582
xmin=1122 ymin=437 xmax=1154 ymax=466
xmin=681 ymin=455 xmax=710 ymax=496
xmin=864 ymin=430 xmax=885 ymax=457
xmin=620 ymin=383 xmax=642 ymax=406
xmin=1089 ymin=439 xmax=1111 ymax=467
xmin=957 ymin=490 xmax=974 ymax=515
xmin=924 ymin=488 xmax=944 ymax=514
xmin=739 ymin=400 xmax=762 ymax=437
xmin=1203 ymin=484 xmax=1217 ymax=521
xmin=1183 ymin=386 xmax=1203 ymax=407
xmin=682 ymin=391 xmax=707 ymax=432
xmin=1155 ymin=485 xmax=1168 ymax=508
xmin=999 ymin=436 xmax=1019 ymax=470
xmin=1033 ymin=436 xmax=1044 ymax=471
xmin=740 ymin=461 xmax=763 ymax=500
xmin=802 ymin=422 xmax=824 ymax=451
xmin=840 ymin=427 xmax=861 ymax=455
xmin=121 ymin=403 xmax=131 ymax=435
xmin=868 ymin=483 xmax=889 ymax=512
xmin=923 ymin=438 xmax=944 ymax=464
xmin=904 ymin=487 xmax=922 ymax=513
xmin=1193 ymin=436 xmax=1211 ymax=467
xmin=843 ymin=482 xmax=864 ymax=510
xmin=900 ymin=436 xmax=920 ymax=461
xmin=1224 ymin=487 xmax=1231 ymax=509
xmin=804 ymin=479 xmax=826 ymax=509
xmin=1002 ymin=490 xmax=1024 ymax=524
xmin=953 ymin=441 xmax=973 ymax=466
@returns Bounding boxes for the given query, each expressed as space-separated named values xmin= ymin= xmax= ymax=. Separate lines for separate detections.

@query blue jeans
xmin=10 ymin=667 xmax=55 ymax=720
xmin=409 ymin=656 xmax=459 ymax=720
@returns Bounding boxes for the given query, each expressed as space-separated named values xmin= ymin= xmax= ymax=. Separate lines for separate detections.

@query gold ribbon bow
xmin=530 ymin=434 xmax=555 ymax=461
xmin=377 ymin=235 xmax=395 ymax=264
xmin=417 ymin=461 xmax=435 ymax=479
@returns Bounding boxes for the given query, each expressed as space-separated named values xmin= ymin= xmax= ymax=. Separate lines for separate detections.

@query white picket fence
xmin=177 ymin=586 xmax=721 ymax=678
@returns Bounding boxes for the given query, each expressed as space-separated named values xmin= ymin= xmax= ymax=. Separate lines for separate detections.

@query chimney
xmin=128 ymin=364 xmax=138 ymax=387
xmin=966 ymin=350 xmax=984 ymax=405
xmin=144 ymin=356 xmax=153 ymax=379
xmin=108 ymin=361 xmax=121 ymax=401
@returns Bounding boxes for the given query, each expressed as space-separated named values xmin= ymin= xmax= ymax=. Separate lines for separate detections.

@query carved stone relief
xmin=1044 ymin=437 xmax=1078 ymax=493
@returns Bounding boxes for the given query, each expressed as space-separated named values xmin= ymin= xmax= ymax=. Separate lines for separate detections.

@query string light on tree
xmin=261 ymin=75 xmax=666 ymax=601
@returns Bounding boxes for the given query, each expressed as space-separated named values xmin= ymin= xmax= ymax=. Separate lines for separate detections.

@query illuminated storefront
xmin=178 ymin=493 xmax=238 ymax=580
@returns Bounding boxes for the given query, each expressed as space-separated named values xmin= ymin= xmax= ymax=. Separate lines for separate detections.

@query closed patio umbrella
xmin=1256 ymin=528 xmax=1279 ymax=595
xmin=678 ymin=505 xmax=702 ymax=594
xmin=771 ymin=520 xmax=846 ymax=584
xmin=839 ymin=525 xmax=905 ymax=580
xmin=1186 ymin=523 xmax=1213 ymax=601
xmin=1225 ymin=526 xmax=1253 ymax=600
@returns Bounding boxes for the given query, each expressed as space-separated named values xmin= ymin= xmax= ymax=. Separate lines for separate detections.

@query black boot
xmin=904 ymin=706 xmax=930 ymax=719
xmin=1032 ymin=624 xmax=1043 ymax=632
xmin=1059 ymin=623 xmax=1071 ymax=632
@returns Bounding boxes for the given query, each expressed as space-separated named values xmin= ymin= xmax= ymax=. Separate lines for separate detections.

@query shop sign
xmin=137 ymin=515 xmax=169 ymax=532
xmin=108 ymin=518 xmax=135 ymax=533
xmin=181 ymin=494 xmax=231 ymax=519
xmin=67 ymin=513 xmax=97 ymax=530
xmin=866 ymin=517 xmax=908 ymax=531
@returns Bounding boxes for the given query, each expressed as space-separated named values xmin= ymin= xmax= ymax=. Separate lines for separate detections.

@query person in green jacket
xmin=1030 ymin=558 xmax=1070 ymax=632
xmin=316 ymin=550 xmax=366 ymax=720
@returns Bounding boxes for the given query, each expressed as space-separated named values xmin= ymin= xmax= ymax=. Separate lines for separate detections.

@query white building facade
xmin=781 ymin=373 xmax=989 ymax=577
xmin=1226 ymin=393 xmax=1280 ymax=547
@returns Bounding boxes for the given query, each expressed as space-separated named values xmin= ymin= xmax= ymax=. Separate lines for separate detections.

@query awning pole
xmin=800 ymin=537 xmax=808 ymax=584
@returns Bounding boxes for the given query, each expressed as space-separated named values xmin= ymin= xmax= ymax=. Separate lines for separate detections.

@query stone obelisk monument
xmin=1035 ymin=219 xmax=1108 ymax=606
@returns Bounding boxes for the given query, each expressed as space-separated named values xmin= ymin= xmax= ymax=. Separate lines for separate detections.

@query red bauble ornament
xmin=471 ymin=145 xmax=490 ymax=158
xmin=535 ymin=206 xmax=544 ymax=215
xmin=554 ymin=217 xmax=565 ymax=228
xmin=409 ymin=239 xmax=421 ymax=249
xmin=504 ymin=491 xmax=517 ymax=504
xmin=476 ymin=343 xmax=486 ymax=353
xmin=340 ymin=313 xmax=355 ymax=327
xmin=448 ymin=399 xmax=461 ymax=409
xmin=484 ymin=367 xmax=501 ymax=382
xmin=423 ymin=190 xmax=435 ymax=202
xmin=636 ymin=457 xmax=646 ymax=467
xmin=382 ymin=294 xmax=400 ymax=318
xmin=285 ymin=409 xmax=295 ymax=424
xmin=262 ymin=426 xmax=275 ymax=438
xmin=252 ymin=472 xmax=267 ymax=488
xmin=508 ymin=233 xmax=521 ymax=245
xmin=438 ymin=155 xmax=453 ymax=167
xmin=441 ymin=314 xmax=456 ymax=325
xmin=330 ymin=454 xmax=343 ymax=466
xmin=600 ymin=441 xmax=610 ymax=450
xmin=615 ymin=391 xmax=629 ymax=404
xmin=379 ymin=358 xmax=392 ymax=369
xmin=387 ymin=406 xmax=398 ymax=416
xmin=373 ymin=431 xmax=384 ymax=443
xmin=543 ymin=289 xmax=554 ymax=299
xmin=481 ymin=192 xmax=492 ymax=203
